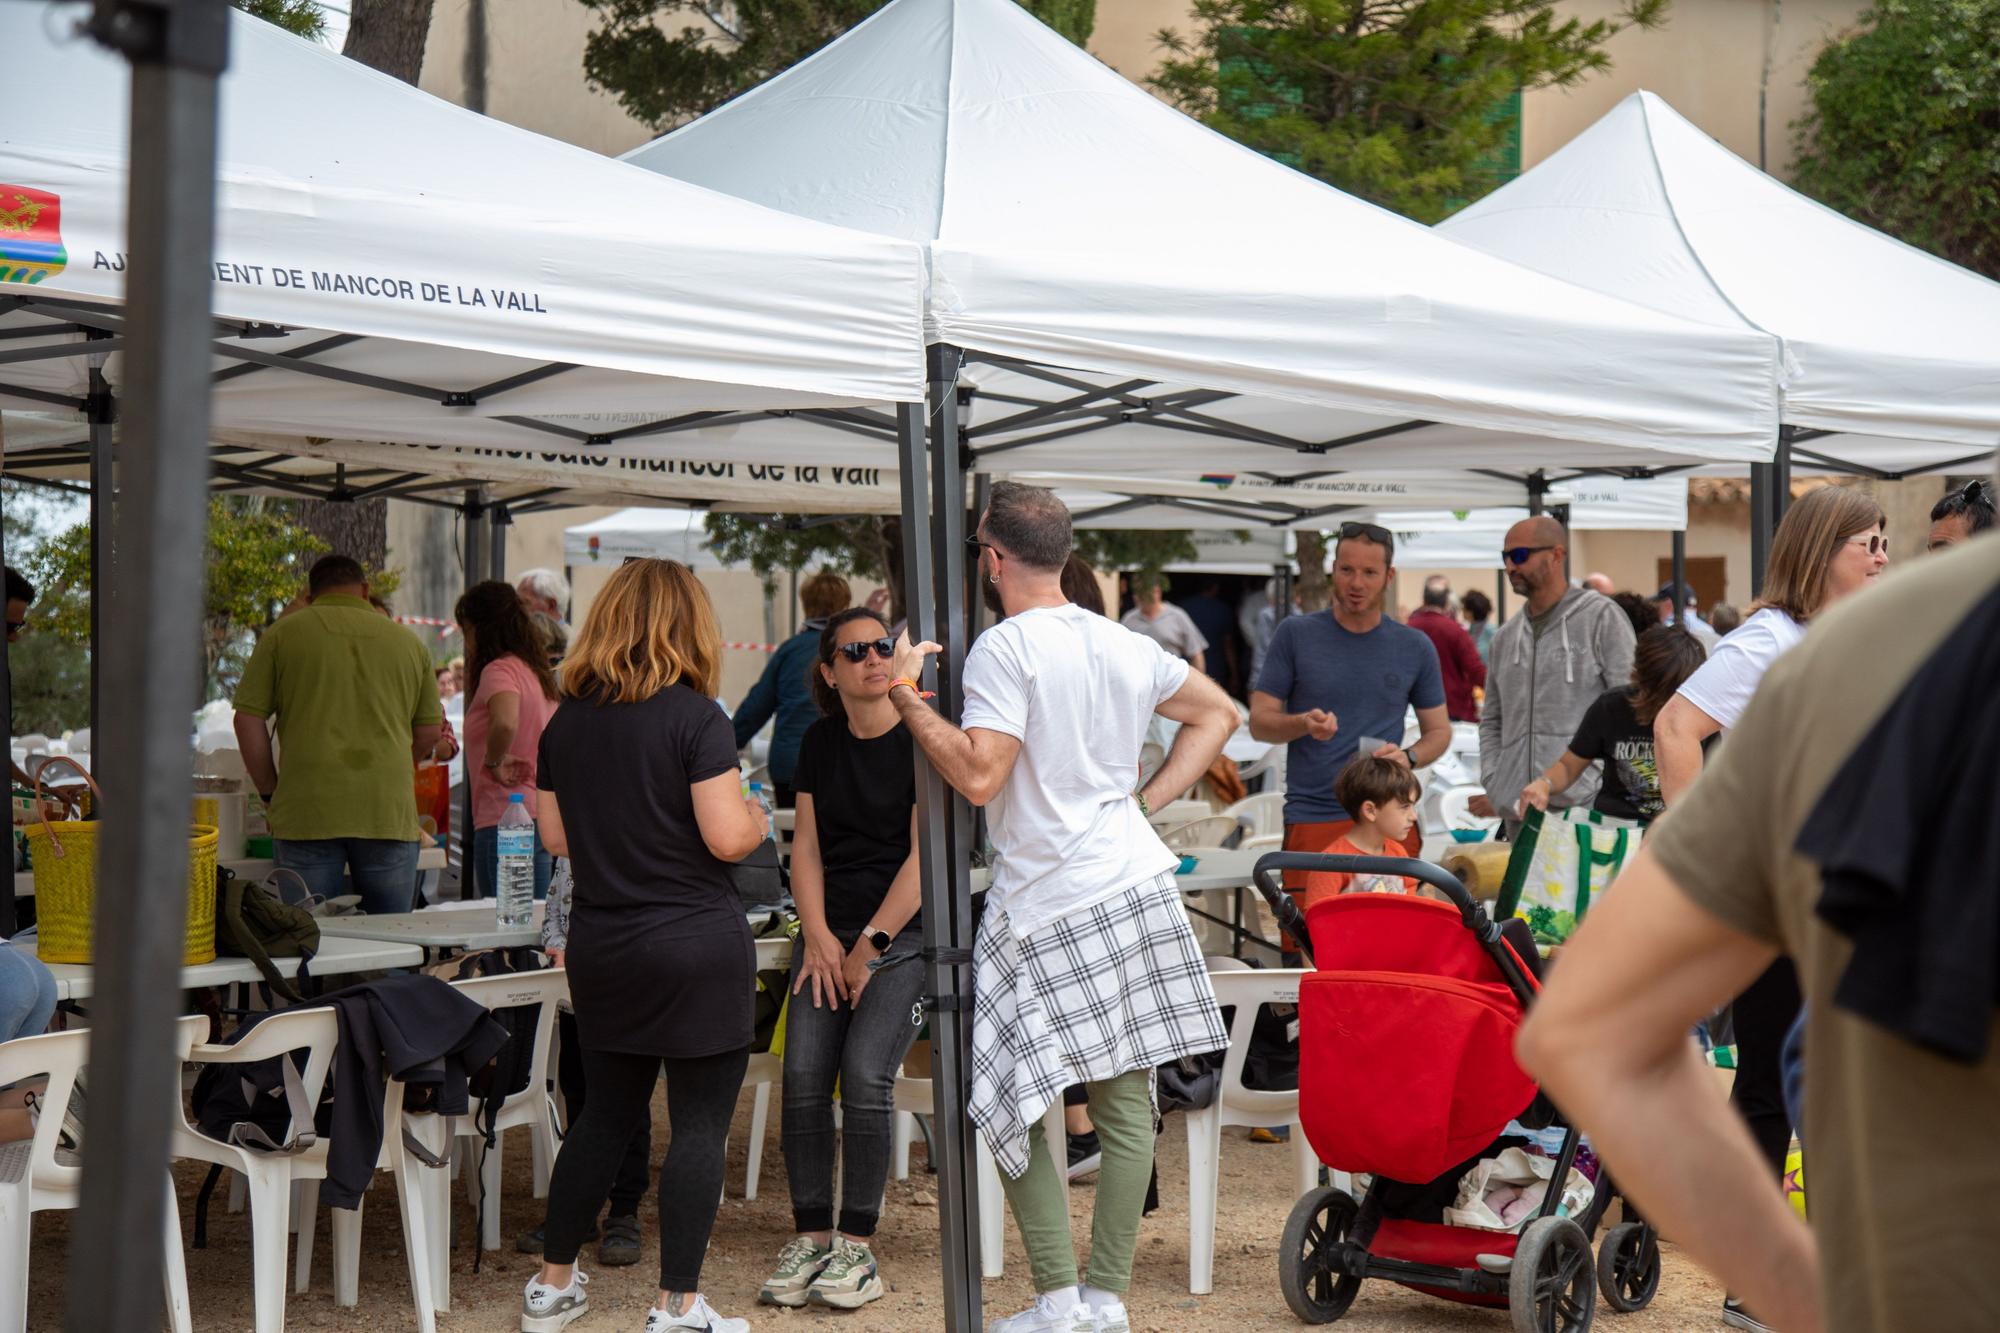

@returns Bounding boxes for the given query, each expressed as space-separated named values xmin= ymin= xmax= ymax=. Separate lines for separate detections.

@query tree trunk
xmin=291 ymin=499 xmax=389 ymax=575
xmin=310 ymin=0 xmax=434 ymax=574
xmin=343 ymin=0 xmax=438 ymax=85
xmin=1295 ymin=530 xmax=1329 ymax=612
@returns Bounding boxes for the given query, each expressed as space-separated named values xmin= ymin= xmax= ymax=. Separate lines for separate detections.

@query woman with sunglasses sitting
xmin=759 ymin=606 xmax=925 ymax=1314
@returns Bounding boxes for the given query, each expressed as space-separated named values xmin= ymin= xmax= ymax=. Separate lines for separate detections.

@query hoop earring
xmin=989 ymin=574 xmax=1000 ymax=585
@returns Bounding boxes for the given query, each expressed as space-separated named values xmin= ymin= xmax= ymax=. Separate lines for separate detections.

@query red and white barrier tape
xmin=722 ymin=641 xmax=779 ymax=652
xmin=394 ymin=616 xmax=771 ymax=651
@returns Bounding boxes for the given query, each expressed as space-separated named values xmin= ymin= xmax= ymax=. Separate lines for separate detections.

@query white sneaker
xmin=1087 ymin=1299 xmax=1130 ymax=1333
xmin=644 ymin=1293 xmax=750 ymax=1332
xmin=522 ymin=1270 xmax=589 ymax=1333
xmin=986 ymin=1292 xmax=1094 ymax=1333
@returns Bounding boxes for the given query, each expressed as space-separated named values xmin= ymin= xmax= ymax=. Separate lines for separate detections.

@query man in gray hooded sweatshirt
xmin=1473 ymin=515 xmax=1637 ymax=834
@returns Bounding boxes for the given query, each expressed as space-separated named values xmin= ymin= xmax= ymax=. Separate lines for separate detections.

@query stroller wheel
xmin=1595 ymin=1222 xmax=1661 ymax=1313
xmin=1278 ymin=1185 xmax=1362 ymax=1324
xmin=1509 ymin=1216 xmax=1595 ymax=1333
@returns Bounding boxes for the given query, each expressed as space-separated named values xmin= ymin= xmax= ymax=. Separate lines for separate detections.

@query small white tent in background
xmin=561 ymin=508 xmax=733 ymax=571
xmin=1380 ymin=477 xmax=1690 ymax=571
xmin=1442 ymin=90 xmax=2000 ymax=477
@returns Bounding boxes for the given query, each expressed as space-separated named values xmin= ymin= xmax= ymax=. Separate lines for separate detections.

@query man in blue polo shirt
xmin=1250 ymin=522 xmax=1451 ymax=870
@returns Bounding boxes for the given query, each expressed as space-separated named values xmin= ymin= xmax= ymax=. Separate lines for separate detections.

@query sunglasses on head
xmin=1502 ymin=545 xmax=1555 ymax=566
xmin=835 ymin=638 xmax=896 ymax=663
xmin=1337 ymin=521 xmax=1392 ymax=544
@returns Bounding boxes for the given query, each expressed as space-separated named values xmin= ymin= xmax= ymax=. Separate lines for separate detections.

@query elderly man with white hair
xmin=517 ymin=567 xmax=571 ymax=623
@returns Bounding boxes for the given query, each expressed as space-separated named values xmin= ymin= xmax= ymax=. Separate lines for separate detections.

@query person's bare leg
xmin=1065 ymin=1105 xmax=1094 ymax=1135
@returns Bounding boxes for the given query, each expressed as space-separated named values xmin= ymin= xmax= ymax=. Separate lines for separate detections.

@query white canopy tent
xmin=615 ymin=0 xmax=1782 ymax=489
xmin=0 ymin=8 xmax=926 ymax=449
xmin=563 ymin=508 xmax=732 ymax=570
xmin=1442 ymin=91 xmax=2000 ymax=481
xmin=1380 ymin=478 xmax=1691 ymax=571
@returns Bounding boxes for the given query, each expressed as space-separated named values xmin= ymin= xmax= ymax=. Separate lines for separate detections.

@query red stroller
xmin=1251 ymin=853 xmax=1660 ymax=1333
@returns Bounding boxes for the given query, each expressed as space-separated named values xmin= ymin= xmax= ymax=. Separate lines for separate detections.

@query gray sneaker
xmin=522 ymin=1271 xmax=589 ymax=1333
xmin=759 ymin=1235 xmax=830 ymax=1308
xmin=807 ymin=1236 xmax=885 ymax=1310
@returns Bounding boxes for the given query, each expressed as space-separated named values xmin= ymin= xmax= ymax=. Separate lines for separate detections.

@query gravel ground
xmin=23 ymin=1087 xmax=1731 ymax=1332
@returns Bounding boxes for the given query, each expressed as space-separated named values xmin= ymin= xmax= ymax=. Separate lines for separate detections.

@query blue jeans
xmin=472 ymin=825 xmax=553 ymax=902
xmin=274 ymin=837 xmax=423 ymax=916
xmin=0 ymin=940 xmax=58 ymax=1042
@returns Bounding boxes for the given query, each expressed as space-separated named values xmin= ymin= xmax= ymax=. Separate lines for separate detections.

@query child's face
xmin=1366 ymin=796 xmax=1419 ymax=846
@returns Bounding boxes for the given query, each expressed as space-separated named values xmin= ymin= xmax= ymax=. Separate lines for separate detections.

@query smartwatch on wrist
xmin=1402 ymin=746 xmax=1419 ymax=769
xmin=862 ymin=926 xmax=892 ymax=952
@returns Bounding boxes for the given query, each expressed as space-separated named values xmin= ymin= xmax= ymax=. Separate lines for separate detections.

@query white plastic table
xmin=13 ymin=845 xmax=450 ymax=899
xmin=43 ymin=935 xmax=425 ymax=1001
xmin=315 ymin=901 xmax=543 ymax=953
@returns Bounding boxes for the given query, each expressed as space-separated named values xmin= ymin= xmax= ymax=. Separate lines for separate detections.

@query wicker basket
xmin=25 ymin=758 xmax=219 ymax=966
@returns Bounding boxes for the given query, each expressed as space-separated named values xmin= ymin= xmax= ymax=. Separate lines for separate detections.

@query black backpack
xmin=187 ymin=1013 xmax=324 ymax=1248
xmin=213 ymin=867 xmax=321 ymax=1003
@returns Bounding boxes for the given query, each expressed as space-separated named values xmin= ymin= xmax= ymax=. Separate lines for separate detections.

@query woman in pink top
xmin=457 ymin=581 xmax=561 ymax=899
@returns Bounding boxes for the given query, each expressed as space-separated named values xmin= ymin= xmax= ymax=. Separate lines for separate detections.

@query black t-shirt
xmin=793 ymin=715 xmax=918 ymax=935
xmin=1567 ymin=687 xmax=1662 ymax=823
xmin=538 ymin=683 xmax=753 ymax=1057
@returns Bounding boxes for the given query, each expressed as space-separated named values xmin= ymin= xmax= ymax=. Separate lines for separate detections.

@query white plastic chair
xmin=294 ymin=1070 xmax=441 ymax=1331
xmin=1159 ymin=816 xmax=1240 ymax=850
xmin=1237 ymin=742 xmax=1286 ymax=792
xmin=890 ymin=1069 xmax=1064 ymax=1278
xmin=1185 ymin=965 xmax=1320 ymax=1295
xmin=1222 ymin=792 xmax=1286 ymax=840
xmin=730 ymin=936 xmax=794 ymax=1200
xmin=169 ymin=1007 xmax=342 ymax=1333
xmin=448 ymin=970 xmax=568 ymax=1253
xmin=0 ymin=1021 xmax=198 ymax=1333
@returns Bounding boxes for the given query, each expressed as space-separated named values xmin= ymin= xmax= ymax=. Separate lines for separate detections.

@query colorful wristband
xmin=890 ymin=677 xmax=935 ymax=700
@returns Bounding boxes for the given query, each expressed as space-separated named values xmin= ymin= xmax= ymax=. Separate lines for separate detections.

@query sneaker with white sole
xmin=986 ymin=1292 xmax=1094 ymax=1333
xmin=644 ymin=1293 xmax=749 ymax=1332
xmin=521 ymin=1270 xmax=589 ymax=1333
xmin=1721 ymin=1297 xmax=1776 ymax=1332
xmin=807 ymin=1237 xmax=885 ymax=1310
xmin=1085 ymin=1298 xmax=1130 ymax=1333
xmin=758 ymin=1235 xmax=830 ymax=1307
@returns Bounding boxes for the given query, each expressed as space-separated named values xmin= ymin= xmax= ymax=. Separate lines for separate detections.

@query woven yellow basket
xmin=25 ymin=758 xmax=219 ymax=966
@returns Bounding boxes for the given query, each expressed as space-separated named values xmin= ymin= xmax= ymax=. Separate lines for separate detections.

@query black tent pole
xmin=1749 ymin=461 xmax=1774 ymax=594
xmin=460 ymin=488 xmax=486 ymax=894
xmin=69 ymin=4 xmax=228 ymax=1329
xmin=900 ymin=343 xmax=981 ymax=1333
xmin=1671 ymin=530 xmax=1688 ymax=623
xmin=85 ymin=333 xmax=116 ymax=741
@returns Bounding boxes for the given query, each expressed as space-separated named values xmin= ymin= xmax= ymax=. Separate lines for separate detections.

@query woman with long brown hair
xmin=1652 ymin=482 xmax=1887 ymax=1333
xmin=456 ymin=580 xmax=561 ymax=901
xmin=524 ymin=558 xmax=768 ymax=1333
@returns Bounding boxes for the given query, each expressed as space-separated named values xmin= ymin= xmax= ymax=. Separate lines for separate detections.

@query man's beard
xmin=982 ymin=575 xmax=1004 ymax=615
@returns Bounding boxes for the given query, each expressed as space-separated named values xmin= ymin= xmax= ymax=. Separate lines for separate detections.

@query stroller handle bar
xmin=1249 ymin=852 xmax=1512 ymax=968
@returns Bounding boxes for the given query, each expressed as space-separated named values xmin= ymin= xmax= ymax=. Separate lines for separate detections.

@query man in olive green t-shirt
xmin=1517 ymin=531 xmax=2000 ymax=1333
xmin=233 ymin=554 xmax=443 ymax=914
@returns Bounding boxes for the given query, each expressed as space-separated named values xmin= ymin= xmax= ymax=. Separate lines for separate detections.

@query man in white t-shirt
xmin=890 ymin=481 xmax=1237 ymax=1333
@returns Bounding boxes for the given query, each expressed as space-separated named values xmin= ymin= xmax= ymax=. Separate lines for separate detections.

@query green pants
xmin=999 ymin=1068 xmax=1153 ymax=1294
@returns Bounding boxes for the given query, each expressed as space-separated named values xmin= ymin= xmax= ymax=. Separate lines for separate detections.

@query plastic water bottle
xmin=748 ymin=781 xmax=776 ymax=825
xmin=496 ymin=793 xmax=537 ymax=929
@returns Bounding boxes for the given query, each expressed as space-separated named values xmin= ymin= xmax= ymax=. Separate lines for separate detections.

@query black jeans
xmin=556 ymin=1010 xmax=651 ymax=1218
xmin=544 ymin=1044 xmax=750 ymax=1291
xmin=1729 ymin=958 xmax=1802 ymax=1179
xmin=781 ymin=932 xmax=927 ymax=1237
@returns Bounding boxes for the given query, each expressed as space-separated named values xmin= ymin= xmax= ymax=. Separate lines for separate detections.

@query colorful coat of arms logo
xmin=0 ymin=185 xmax=66 ymax=285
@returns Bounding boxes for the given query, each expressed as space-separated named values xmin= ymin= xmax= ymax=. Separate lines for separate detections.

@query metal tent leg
xmin=1749 ymin=462 xmax=1775 ymax=594
xmin=489 ymin=502 xmax=510 ymax=582
xmin=86 ymin=340 xmax=116 ymax=740
xmin=460 ymin=489 xmax=487 ymax=895
xmin=899 ymin=343 xmax=981 ymax=1333
xmin=1671 ymin=531 xmax=1688 ymax=623
xmin=68 ymin=4 xmax=229 ymax=1329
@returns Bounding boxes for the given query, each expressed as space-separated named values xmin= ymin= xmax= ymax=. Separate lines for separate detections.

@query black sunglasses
xmin=835 ymin=637 xmax=896 ymax=663
xmin=1502 ymin=545 xmax=1556 ymax=566
xmin=1337 ymin=521 xmax=1392 ymax=544
xmin=965 ymin=537 xmax=1003 ymax=557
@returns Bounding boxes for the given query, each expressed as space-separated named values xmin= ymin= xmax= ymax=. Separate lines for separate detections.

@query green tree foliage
xmin=580 ymin=0 xmax=1096 ymax=130
xmin=1790 ymin=0 xmax=2000 ymax=280
xmin=11 ymin=497 xmax=403 ymax=707
xmin=233 ymin=0 xmax=328 ymax=40
xmin=1151 ymin=0 xmax=1667 ymax=223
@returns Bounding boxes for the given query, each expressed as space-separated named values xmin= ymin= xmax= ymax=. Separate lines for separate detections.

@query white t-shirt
xmin=1674 ymin=607 xmax=1808 ymax=732
xmin=961 ymin=604 xmax=1190 ymax=937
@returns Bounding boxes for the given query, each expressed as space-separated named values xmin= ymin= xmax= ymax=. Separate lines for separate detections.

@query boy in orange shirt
xmin=1297 ymin=756 xmax=1423 ymax=911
